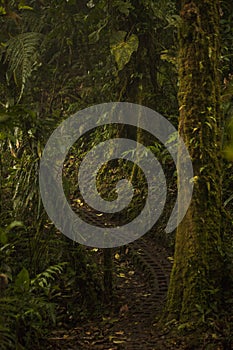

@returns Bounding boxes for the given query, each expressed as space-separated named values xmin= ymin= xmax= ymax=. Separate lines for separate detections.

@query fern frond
xmin=31 ymin=262 xmax=67 ymax=289
xmin=0 ymin=297 xmax=17 ymax=349
xmin=3 ymin=32 xmax=43 ymax=102
xmin=0 ymin=326 xmax=15 ymax=350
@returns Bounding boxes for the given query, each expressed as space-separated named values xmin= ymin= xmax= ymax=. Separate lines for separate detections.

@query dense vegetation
xmin=0 ymin=0 xmax=232 ymax=349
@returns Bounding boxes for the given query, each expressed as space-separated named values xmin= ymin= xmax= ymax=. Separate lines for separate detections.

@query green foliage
xmin=0 ymin=0 xmax=232 ymax=348
xmin=0 ymin=298 xmax=16 ymax=350
xmin=2 ymin=32 xmax=43 ymax=101
xmin=223 ymin=117 xmax=233 ymax=161
xmin=0 ymin=221 xmax=24 ymax=244
xmin=110 ymin=31 xmax=139 ymax=71
xmin=15 ymin=267 xmax=30 ymax=292
xmin=31 ymin=263 xmax=67 ymax=291
xmin=220 ymin=0 xmax=233 ymax=77
xmin=0 ymin=262 xmax=66 ymax=349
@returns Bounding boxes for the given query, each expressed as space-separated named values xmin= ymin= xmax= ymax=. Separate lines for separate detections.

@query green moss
xmin=164 ymin=0 xmax=223 ymax=326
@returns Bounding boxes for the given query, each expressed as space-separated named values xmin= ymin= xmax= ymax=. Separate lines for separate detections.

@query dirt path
xmin=45 ymin=236 xmax=175 ymax=349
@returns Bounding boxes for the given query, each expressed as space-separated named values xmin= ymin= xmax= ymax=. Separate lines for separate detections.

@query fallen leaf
xmin=128 ymin=270 xmax=135 ymax=275
xmin=118 ymin=273 xmax=126 ymax=278
xmin=115 ymin=330 xmax=124 ymax=335
xmin=113 ymin=339 xmax=127 ymax=344
xmin=119 ymin=304 xmax=129 ymax=314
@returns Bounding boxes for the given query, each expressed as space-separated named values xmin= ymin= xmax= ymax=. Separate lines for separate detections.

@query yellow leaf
xmin=113 ymin=339 xmax=126 ymax=344
xmin=119 ymin=273 xmax=126 ymax=278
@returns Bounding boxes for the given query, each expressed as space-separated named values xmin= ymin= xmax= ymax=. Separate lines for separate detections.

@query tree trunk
xmin=165 ymin=0 xmax=223 ymax=325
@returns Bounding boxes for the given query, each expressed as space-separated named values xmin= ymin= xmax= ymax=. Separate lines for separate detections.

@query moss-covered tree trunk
xmin=165 ymin=0 xmax=223 ymax=326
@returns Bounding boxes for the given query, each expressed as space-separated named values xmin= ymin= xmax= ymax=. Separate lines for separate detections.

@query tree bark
xmin=165 ymin=0 xmax=223 ymax=325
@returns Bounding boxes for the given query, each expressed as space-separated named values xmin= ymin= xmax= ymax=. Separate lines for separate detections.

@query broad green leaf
xmin=0 ymin=6 xmax=6 ymax=14
xmin=18 ymin=5 xmax=33 ymax=10
xmin=223 ymin=144 xmax=233 ymax=161
xmin=113 ymin=0 xmax=134 ymax=16
xmin=7 ymin=221 xmax=24 ymax=231
xmin=0 ymin=228 xmax=8 ymax=244
xmin=18 ymin=0 xmax=33 ymax=10
xmin=110 ymin=31 xmax=139 ymax=71
xmin=15 ymin=267 xmax=30 ymax=292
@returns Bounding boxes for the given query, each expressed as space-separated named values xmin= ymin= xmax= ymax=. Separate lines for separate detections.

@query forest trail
xmin=46 ymin=231 xmax=173 ymax=349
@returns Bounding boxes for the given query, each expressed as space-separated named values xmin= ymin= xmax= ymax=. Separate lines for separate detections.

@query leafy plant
xmin=2 ymin=32 xmax=43 ymax=101
xmin=0 ymin=262 xmax=67 ymax=349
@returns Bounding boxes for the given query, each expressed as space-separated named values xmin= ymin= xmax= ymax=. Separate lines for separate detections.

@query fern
xmin=0 ymin=326 xmax=15 ymax=350
xmin=31 ymin=262 xmax=67 ymax=289
xmin=0 ymin=297 xmax=17 ymax=350
xmin=3 ymin=32 xmax=43 ymax=101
